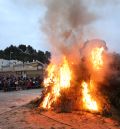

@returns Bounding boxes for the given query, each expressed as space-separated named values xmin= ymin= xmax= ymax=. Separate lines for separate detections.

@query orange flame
xmin=91 ymin=47 xmax=104 ymax=70
xmin=41 ymin=57 xmax=71 ymax=109
xmin=59 ymin=57 xmax=71 ymax=88
xmin=41 ymin=93 xmax=51 ymax=109
xmin=44 ymin=64 xmax=56 ymax=87
xmin=82 ymin=81 xmax=98 ymax=112
xmin=40 ymin=46 xmax=105 ymax=112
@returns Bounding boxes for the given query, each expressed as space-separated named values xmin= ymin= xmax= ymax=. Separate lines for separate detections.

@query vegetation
xmin=0 ymin=44 xmax=51 ymax=64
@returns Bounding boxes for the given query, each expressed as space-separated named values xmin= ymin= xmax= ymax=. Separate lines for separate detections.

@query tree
xmin=45 ymin=51 xmax=51 ymax=64
xmin=4 ymin=45 xmax=20 ymax=60
xmin=18 ymin=44 xmax=27 ymax=52
xmin=37 ymin=50 xmax=45 ymax=63
xmin=0 ymin=44 xmax=51 ymax=64
xmin=26 ymin=45 xmax=35 ymax=55
xmin=0 ymin=50 xmax=5 ymax=59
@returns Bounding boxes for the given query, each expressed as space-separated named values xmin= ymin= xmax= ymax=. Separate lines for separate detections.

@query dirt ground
xmin=0 ymin=89 xmax=120 ymax=129
xmin=0 ymin=89 xmax=42 ymax=114
xmin=0 ymin=106 xmax=120 ymax=129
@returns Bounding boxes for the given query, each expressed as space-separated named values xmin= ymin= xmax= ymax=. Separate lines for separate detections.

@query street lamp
xmin=10 ymin=52 xmax=13 ymax=60
xmin=1 ymin=61 xmax=3 ymax=71
xmin=9 ymin=51 xmax=13 ymax=67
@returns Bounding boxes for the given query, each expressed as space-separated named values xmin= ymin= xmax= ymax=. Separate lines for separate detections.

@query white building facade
xmin=0 ymin=59 xmax=45 ymax=77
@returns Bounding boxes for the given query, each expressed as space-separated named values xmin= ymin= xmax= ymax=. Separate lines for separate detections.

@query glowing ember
xmin=91 ymin=47 xmax=104 ymax=70
xmin=82 ymin=81 xmax=98 ymax=111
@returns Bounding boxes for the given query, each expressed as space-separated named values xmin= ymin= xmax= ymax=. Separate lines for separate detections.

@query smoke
xmin=44 ymin=0 xmax=96 ymax=29
xmin=42 ymin=0 xmax=97 ymax=55
xmin=41 ymin=0 xmax=120 ymax=55
xmin=11 ymin=0 xmax=120 ymax=52
xmin=89 ymin=0 xmax=120 ymax=5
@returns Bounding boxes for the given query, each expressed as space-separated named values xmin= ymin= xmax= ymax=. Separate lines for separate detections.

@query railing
xmin=0 ymin=63 xmax=44 ymax=72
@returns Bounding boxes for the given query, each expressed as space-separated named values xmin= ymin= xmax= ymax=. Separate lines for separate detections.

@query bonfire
xmin=39 ymin=39 xmax=110 ymax=114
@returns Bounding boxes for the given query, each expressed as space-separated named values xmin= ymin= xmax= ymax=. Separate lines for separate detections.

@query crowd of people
xmin=0 ymin=75 xmax=43 ymax=92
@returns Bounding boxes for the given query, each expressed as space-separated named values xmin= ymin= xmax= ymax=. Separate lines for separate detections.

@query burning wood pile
xmin=38 ymin=39 xmax=111 ymax=114
xmin=36 ymin=0 xmax=118 ymax=115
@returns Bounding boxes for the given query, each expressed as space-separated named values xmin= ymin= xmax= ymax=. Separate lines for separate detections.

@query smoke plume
xmin=42 ymin=0 xmax=97 ymax=55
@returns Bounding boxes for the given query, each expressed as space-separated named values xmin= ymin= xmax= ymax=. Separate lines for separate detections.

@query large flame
xmin=41 ymin=57 xmax=71 ymax=109
xmin=59 ymin=57 xmax=71 ymax=88
xmin=40 ymin=46 xmax=105 ymax=113
xmin=82 ymin=81 xmax=98 ymax=112
xmin=91 ymin=47 xmax=104 ymax=70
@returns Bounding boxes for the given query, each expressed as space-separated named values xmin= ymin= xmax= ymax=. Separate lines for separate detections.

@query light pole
xmin=9 ymin=51 xmax=13 ymax=67
xmin=1 ymin=61 xmax=3 ymax=71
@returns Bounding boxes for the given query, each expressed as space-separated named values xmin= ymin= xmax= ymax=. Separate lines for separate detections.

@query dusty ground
xmin=0 ymin=89 xmax=42 ymax=114
xmin=0 ymin=89 xmax=120 ymax=129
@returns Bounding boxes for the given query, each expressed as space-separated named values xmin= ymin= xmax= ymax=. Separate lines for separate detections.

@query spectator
xmin=0 ymin=74 xmax=43 ymax=92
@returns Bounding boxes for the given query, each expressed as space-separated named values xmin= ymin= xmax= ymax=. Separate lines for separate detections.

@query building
xmin=0 ymin=59 xmax=45 ymax=77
